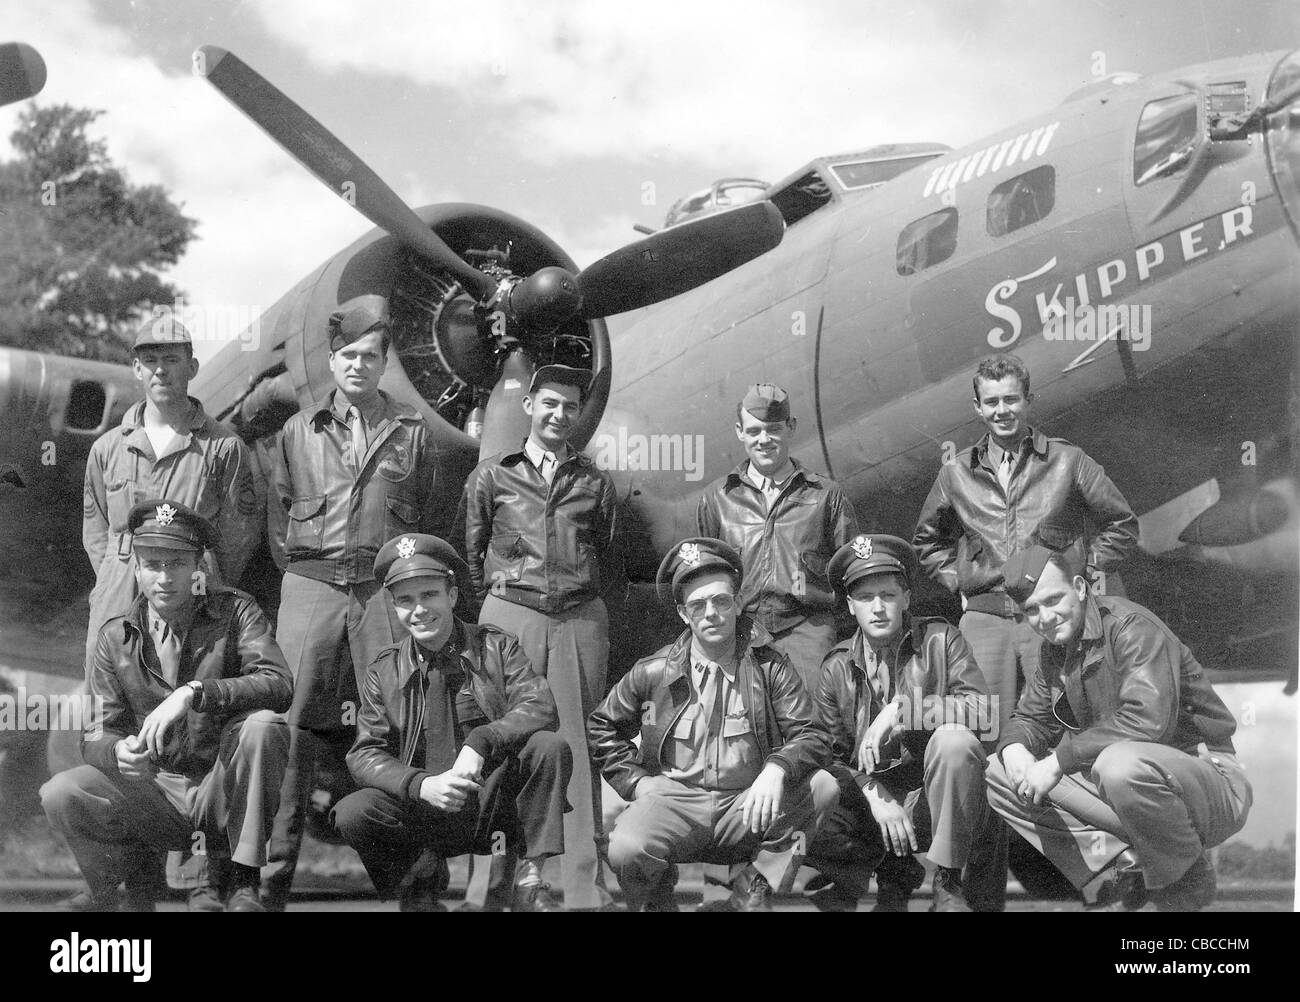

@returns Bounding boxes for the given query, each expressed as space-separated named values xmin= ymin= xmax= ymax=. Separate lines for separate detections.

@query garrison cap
xmin=127 ymin=499 xmax=213 ymax=552
xmin=829 ymin=533 xmax=917 ymax=592
xmin=328 ymin=294 xmax=389 ymax=351
xmin=132 ymin=314 xmax=193 ymax=351
xmin=374 ymin=533 xmax=469 ymax=590
xmin=1002 ymin=544 xmax=1055 ymax=605
xmin=529 ymin=364 xmax=592 ymax=397
xmin=739 ymin=383 xmax=790 ymax=423
xmin=655 ymin=537 xmax=744 ymax=605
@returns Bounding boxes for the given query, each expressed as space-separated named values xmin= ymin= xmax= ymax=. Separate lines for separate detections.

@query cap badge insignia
xmin=155 ymin=503 xmax=177 ymax=526
xmin=679 ymin=542 xmax=701 ymax=567
xmin=397 ymin=537 xmax=417 ymax=560
xmin=852 ymin=536 xmax=873 ymax=560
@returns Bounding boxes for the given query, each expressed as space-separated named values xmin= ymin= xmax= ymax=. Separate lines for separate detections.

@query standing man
xmin=332 ymin=533 xmax=571 ymax=912
xmin=912 ymin=352 xmax=1138 ymax=908
xmin=42 ymin=501 xmax=292 ymax=911
xmin=986 ymin=543 xmax=1251 ymax=911
xmin=464 ymin=364 xmax=617 ymax=910
xmin=588 ymin=538 xmax=830 ymax=911
xmin=697 ymin=383 xmax=859 ymax=689
xmin=265 ymin=295 xmax=441 ymax=909
xmin=807 ymin=534 xmax=991 ymax=912
xmin=83 ymin=315 xmax=260 ymax=674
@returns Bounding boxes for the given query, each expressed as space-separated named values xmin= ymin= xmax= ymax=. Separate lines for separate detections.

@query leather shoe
xmin=226 ymin=886 xmax=265 ymax=912
xmin=929 ymin=866 xmax=972 ymax=912
xmin=805 ymin=873 xmax=861 ymax=912
xmin=723 ymin=865 xmax=773 ymax=912
xmin=512 ymin=860 xmax=562 ymax=911
xmin=1088 ymin=852 xmax=1149 ymax=911
xmin=188 ymin=883 xmax=225 ymax=913
xmin=1153 ymin=853 xmax=1216 ymax=912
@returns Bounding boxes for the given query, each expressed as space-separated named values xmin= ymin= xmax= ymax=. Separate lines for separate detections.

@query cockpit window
xmin=768 ymin=170 xmax=834 ymax=226
xmin=830 ymin=154 xmax=942 ymax=190
xmin=897 ymin=208 xmax=958 ymax=275
xmin=1134 ymin=94 xmax=1200 ymax=185
xmin=987 ymin=165 xmax=1056 ymax=236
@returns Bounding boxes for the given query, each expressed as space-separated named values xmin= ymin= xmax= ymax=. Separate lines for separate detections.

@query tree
xmin=0 ymin=104 xmax=196 ymax=362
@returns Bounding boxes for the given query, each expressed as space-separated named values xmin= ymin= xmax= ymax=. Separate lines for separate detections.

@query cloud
xmin=251 ymin=0 xmax=1049 ymax=177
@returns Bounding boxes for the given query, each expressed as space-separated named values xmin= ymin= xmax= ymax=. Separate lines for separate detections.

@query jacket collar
xmin=397 ymin=618 xmax=480 ymax=693
xmin=122 ymin=589 xmax=219 ymax=641
xmin=497 ymin=439 xmax=596 ymax=470
xmin=307 ymin=389 xmax=420 ymax=429
xmin=662 ymin=616 xmax=775 ymax=685
xmin=117 ymin=397 xmax=209 ymax=435
xmin=971 ymin=426 xmax=1049 ymax=471
xmin=846 ymin=616 xmax=915 ymax=678
xmin=723 ymin=456 xmax=821 ymax=489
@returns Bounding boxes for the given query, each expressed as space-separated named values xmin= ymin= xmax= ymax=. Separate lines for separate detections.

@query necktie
xmin=423 ymin=654 xmax=458 ymax=775
xmin=152 ymin=618 xmax=182 ymax=687
xmin=541 ymin=451 xmax=557 ymax=485
xmin=700 ymin=663 xmax=725 ymax=738
xmin=348 ymin=406 xmax=367 ymax=472
xmin=997 ymin=448 xmax=1014 ymax=495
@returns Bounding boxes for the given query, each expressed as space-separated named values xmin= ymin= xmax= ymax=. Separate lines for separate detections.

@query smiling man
xmin=985 ymin=543 xmax=1251 ymax=911
xmin=264 ymin=295 xmax=442 ymax=909
xmin=805 ymin=534 xmax=990 ymax=912
xmin=588 ymin=538 xmax=830 ymax=911
xmin=332 ymin=533 xmax=570 ymax=911
xmin=912 ymin=352 xmax=1138 ymax=909
xmin=464 ymin=364 xmax=619 ymax=909
xmin=83 ymin=316 xmax=260 ymax=677
xmin=42 ymin=501 xmax=292 ymax=912
xmin=697 ymin=383 xmax=858 ymax=690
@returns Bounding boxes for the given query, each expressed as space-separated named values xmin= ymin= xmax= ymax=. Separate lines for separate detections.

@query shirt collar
xmin=689 ymin=640 xmax=736 ymax=683
xmin=329 ymin=389 xmax=385 ymax=427
xmin=523 ymin=436 xmax=570 ymax=471
xmin=745 ymin=459 xmax=796 ymax=492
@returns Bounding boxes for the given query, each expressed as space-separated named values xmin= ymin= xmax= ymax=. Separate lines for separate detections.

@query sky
xmin=1 ymin=1 xmax=1297 ymax=847
xmin=2 ymin=0 xmax=1298 ymax=365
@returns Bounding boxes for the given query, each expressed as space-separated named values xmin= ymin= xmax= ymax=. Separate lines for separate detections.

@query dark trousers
xmin=332 ymin=731 xmax=571 ymax=899
xmin=956 ymin=609 xmax=1042 ymax=910
xmin=41 ymin=711 xmax=288 ymax=903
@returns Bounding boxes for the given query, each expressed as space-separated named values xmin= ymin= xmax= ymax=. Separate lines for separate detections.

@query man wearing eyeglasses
xmin=588 ymin=537 xmax=831 ymax=911
xmin=985 ymin=543 xmax=1251 ymax=911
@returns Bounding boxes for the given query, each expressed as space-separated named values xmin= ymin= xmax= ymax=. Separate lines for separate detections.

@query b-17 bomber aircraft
xmin=2 ymin=46 xmax=1297 ymax=847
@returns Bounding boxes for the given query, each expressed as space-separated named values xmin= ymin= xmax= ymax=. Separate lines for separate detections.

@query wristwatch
xmin=186 ymin=679 xmax=204 ymax=708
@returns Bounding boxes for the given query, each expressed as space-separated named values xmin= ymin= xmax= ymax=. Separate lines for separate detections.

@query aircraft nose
xmin=1265 ymin=50 xmax=1300 ymax=244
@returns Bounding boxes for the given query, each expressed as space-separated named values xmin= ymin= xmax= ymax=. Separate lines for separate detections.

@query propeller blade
xmin=0 ymin=42 xmax=46 ymax=107
xmin=194 ymin=45 xmax=496 ymax=301
xmin=477 ymin=348 xmax=534 ymax=461
xmin=577 ymin=200 xmax=784 ymax=319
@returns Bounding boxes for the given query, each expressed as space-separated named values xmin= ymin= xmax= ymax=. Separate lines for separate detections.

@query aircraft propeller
xmin=195 ymin=45 xmax=785 ymax=457
xmin=0 ymin=42 xmax=46 ymax=108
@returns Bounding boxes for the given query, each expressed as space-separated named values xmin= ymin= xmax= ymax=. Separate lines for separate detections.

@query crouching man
xmin=807 ymin=534 xmax=992 ymax=912
xmin=987 ymin=543 xmax=1252 ymax=910
xmin=332 ymin=533 xmax=572 ymax=912
xmin=589 ymin=538 xmax=831 ymax=911
xmin=42 ymin=501 xmax=292 ymax=912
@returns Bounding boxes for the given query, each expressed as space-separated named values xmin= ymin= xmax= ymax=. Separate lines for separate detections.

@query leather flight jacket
xmin=347 ymin=619 xmax=560 ymax=803
xmin=587 ymin=617 xmax=831 ymax=801
xmin=815 ymin=615 xmax=991 ymax=781
xmin=83 ymin=587 xmax=293 ymax=781
xmin=464 ymin=444 xmax=617 ymax=614
xmin=696 ymin=458 xmax=859 ymax=633
xmin=912 ymin=428 xmax=1138 ymax=601
xmin=997 ymin=594 xmax=1239 ymax=775
xmin=270 ymin=391 xmax=441 ymax=584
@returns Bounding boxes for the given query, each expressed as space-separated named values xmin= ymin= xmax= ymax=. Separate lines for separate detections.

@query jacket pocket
xmin=486 ymin=532 xmax=524 ymax=586
xmin=285 ymin=495 xmax=326 ymax=556
xmin=106 ymin=480 xmax=142 ymax=533
xmin=384 ymin=496 xmax=418 ymax=539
